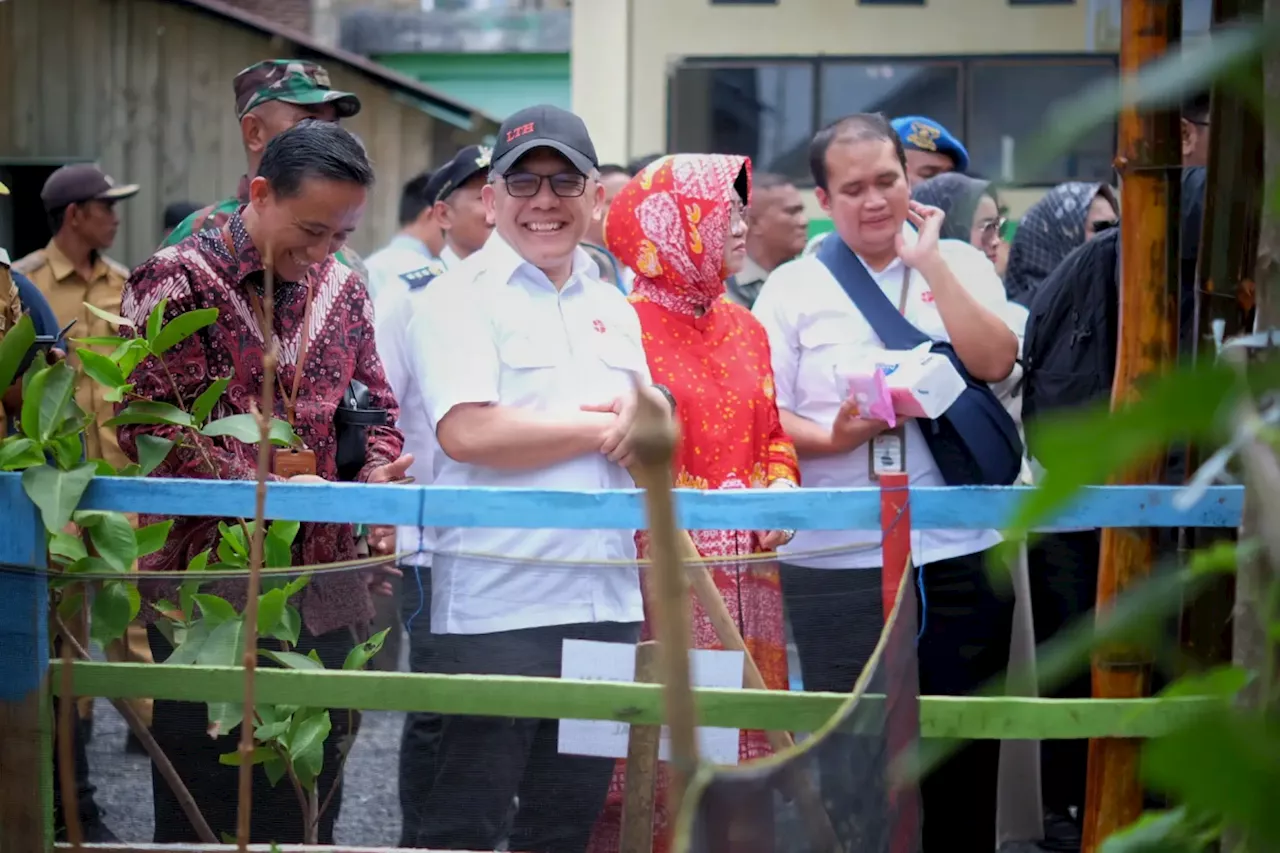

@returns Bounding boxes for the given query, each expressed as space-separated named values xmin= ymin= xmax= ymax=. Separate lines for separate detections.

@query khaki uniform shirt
xmin=724 ymin=254 xmax=769 ymax=310
xmin=14 ymin=240 xmax=131 ymax=468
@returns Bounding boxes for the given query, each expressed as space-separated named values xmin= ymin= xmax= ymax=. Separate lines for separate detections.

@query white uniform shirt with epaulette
xmin=407 ymin=233 xmax=651 ymax=635
xmin=373 ymin=254 xmax=450 ymax=569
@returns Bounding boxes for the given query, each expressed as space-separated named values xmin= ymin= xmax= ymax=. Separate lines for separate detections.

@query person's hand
xmin=831 ymin=397 xmax=890 ymax=454
xmin=1 ymin=380 xmax=21 ymax=412
xmin=366 ymin=454 xmax=416 ymax=560
xmin=288 ymin=474 xmax=327 ymax=484
xmin=582 ymin=386 xmax=670 ymax=469
xmin=365 ymin=561 xmax=402 ymax=597
xmin=896 ymin=201 xmax=946 ymax=271
xmin=756 ymin=528 xmax=795 ymax=551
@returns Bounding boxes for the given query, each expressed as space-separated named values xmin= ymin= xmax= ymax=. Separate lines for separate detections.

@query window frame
xmin=666 ymin=52 xmax=1119 ymax=188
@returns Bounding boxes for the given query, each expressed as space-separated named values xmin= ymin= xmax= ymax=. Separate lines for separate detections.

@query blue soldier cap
xmin=890 ymin=115 xmax=969 ymax=174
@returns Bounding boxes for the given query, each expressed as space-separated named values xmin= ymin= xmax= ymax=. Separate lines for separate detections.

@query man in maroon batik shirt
xmin=117 ymin=120 xmax=410 ymax=845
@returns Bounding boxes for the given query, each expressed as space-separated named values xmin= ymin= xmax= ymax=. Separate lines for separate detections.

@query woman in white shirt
xmin=753 ymin=113 xmax=1019 ymax=853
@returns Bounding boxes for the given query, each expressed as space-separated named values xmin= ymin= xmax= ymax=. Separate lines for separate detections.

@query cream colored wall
xmin=573 ymin=0 xmax=1090 ymax=166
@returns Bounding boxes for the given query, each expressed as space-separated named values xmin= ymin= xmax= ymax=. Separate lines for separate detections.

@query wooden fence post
xmin=619 ymin=641 xmax=662 ymax=853
xmin=0 ymin=475 xmax=52 ymax=851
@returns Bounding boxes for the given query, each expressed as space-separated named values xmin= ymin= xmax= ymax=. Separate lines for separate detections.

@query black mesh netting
xmin=36 ymin=541 xmax=918 ymax=853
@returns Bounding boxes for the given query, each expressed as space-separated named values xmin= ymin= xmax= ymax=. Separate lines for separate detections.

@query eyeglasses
xmin=500 ymin=171 xmax=587 ymax=199
xmin=977 ymin=216 xmax=1007 ymax=238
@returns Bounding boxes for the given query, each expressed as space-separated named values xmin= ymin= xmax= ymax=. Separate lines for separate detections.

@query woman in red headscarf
xmin=586 ymin=154 xmax=799 ymax=853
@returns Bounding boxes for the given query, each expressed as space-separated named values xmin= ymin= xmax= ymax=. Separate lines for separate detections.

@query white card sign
xmin=558 ymin=639 xmax=744 ymax=766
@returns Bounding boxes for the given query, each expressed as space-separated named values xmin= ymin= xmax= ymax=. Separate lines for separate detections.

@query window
xmin=669 ymin=64 xmax=815 ymax=178
xmin=668 ymin=54 xmax=1118 ymax=186
xmin=966 ymin=59 xmax=1116 ymax=183
xmin=820 ymin=61 xmax=960 ymax=131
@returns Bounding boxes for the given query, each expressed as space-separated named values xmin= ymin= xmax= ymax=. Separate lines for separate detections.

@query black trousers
xmin=146 ymin=624 xmax=358 ymax=844
xmin=409 ymin=620 xmax=641 ymax=853
xmin=1028 ymin=531 xmax=1100 ymax=816
xmin=397 ymin=565 xmax=443 ymax=849
xmin=782 ymin=549 xmax=1014 ymax=853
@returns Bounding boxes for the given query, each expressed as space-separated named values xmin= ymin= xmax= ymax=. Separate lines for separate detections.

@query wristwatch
xmin=652 ymin=383 xmax=677 ymax=415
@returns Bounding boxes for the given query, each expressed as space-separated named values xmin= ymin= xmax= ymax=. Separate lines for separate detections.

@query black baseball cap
xmin=432 ymin=144 xmax=494 ymax=203
xmin=41 ymin=164 xmax=139 ymax=212
xmin=491 ymin=105 xmax=599 ymax=177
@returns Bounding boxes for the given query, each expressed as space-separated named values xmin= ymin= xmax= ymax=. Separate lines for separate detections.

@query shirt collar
xmin=485 ymin=232 xmax=597 ymax=293
xmin=44 ymin=239 xmax=105 ymax=284
xmin=441 ymin=244 xmax=461 ymax=270
xmin=207 ymin=210 xmax=274 ymax=287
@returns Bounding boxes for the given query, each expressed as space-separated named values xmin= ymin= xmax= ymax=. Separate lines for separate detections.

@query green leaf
xmin=218 ymin=521 xmax=249 ymax=558
xmin=104 ymin=401 xmax=192 ymax=428
xmin=264 ymin=532 xmax=293 ymax=570
xmin=197 ymin=617 xmax=245 ymax=668
xmin=190 ymin=376 xmax=231 ymax=425
xmin=153 ymin=598 xmax=179 ymax=615
xmin=268 ymin=519 xmax=301 ymax=547
xmin=57 ymin=589 xmax=84 ymax=622
xmin=1098 ymin=807 xmax=1210 ymax=853
xmin=1142 ymin=708 xmax=1280 ymax=844
xmin=193 ymin=594 xmax=238 ymax=625
xmin=1158 ymin=666 xmax=1251 ymax=700
xmin=71 ymin=335 xmax=127 ymax=348
xmin=102 ymin=383 xmax=133 ymax=404
xmin=111 ymin=338 xmax=151 ymax=378
xmin=63 ymin=556 xmax=115 ymax=576
xmin=0 ymin=314 xmax=36 ymax=391
xmin=218 ymin=746 xmax=275 ymax=767
xmin=85 ymin=302 xmax=132 ymax=329
xmin=153 ymin=307 xmax=217 ymax=356
xmin=90 ymin=582 xmax=140 ymax=646
xmin=145 ymin=298 xmax=168 ymax=345
xmin=135 ymin=520 xmax=173 ymax=557
xmin=165 ymin=619 xmax=212 ymax=666
xmin=49 ymin=432 xmax=85 ymax=471
xmin=260 ymin=648 xmax=324 ymax=670
xmin=91 ymin=458 xmax=118 ymax=477
xmin=201 ymin=414 xmax=298 ymax=448
xmin=76 ymin=349 xmax=127 ymax=391
xmin=256 ymin=588 xmax=287 ymax=636
xmin=38 ymin=362 xmax=79 ymax=442
xmin=187 ymin=549 xmax=211 ymax=573
xmin=0 ymin=437 xmax=47 ymax=471
xmin=288 ymin=710 xmax=331 ymax=789
xmin=179 ymin=580 xmax=202 ymax=623
xmin=206 ymin=701 xmax=244 ymax=739
xmin=271 ymin=605 xmax=301 ymax=647
xmin=1012 ymin=362 xmax=1239 ymax=538
xmin=19 ymin=364 xmax=50 ymax=440
xmin=50 ymin=531 xmax=88 ymax=563
xmin=343 ymin=628 xmax=389 ymax=671
xmin=86 ymin=510 xmax=138 ymax=572
xmin=263 ymin=754 xmax=288 ymax=787
xmin=283 ymin=574 xmax=310 ymax=599
xmin=135 ymin=434 xmax=175 ymax=476
xmin=254 ymin=721 xmax=291 ymax=742
xmin=21 ymin=462 xmax=96 ymax=533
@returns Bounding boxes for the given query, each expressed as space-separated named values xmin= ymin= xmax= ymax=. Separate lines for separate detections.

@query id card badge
xmin=868 ymin=427 xmax=906 ymax=481
xmin=273 ymin=447 xmax=318 ymax=478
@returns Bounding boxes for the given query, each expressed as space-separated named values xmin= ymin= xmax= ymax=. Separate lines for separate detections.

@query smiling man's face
xmin=483 ymin=148 xmax=603 ymax=273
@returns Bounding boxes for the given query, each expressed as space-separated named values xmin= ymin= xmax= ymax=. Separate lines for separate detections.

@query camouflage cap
xmin=234 ymin=59 xmax=361 ymax=121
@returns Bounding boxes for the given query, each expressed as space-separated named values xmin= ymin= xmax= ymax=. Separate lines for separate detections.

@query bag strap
xmin=816 ymin=235 xmax=930 ymax=351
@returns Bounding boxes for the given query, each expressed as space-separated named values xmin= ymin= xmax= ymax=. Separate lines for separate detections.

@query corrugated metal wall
xmin=0 ymin=0 xmax=490 ymax=267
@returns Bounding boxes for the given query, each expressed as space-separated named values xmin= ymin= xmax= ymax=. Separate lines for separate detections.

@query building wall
xmin=0 ymin=0 xmax=489 ymax=267
xmin=219 ymin=0 xmax=314 ymax=35
xmin=573 ymin=0 xmax=1092 ymax=167
xmin=376 ymin=52 xmax=571 ymax=120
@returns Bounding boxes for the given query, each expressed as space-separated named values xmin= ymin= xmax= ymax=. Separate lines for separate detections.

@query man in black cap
xmin=403 ymin=104 xmax=670 ymax=853
xmin=431 ymin=143 xmax=496 ymax=266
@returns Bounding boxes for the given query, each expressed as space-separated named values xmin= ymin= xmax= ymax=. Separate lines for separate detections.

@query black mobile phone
xmin=17 ymin=319 xmax=76 ymax=375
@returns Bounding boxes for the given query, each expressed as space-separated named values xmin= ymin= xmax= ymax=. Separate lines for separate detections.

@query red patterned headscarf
xmin=603 ymin=154 xmax=751 ymax=315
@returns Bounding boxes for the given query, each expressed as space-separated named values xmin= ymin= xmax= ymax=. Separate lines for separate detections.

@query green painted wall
xmin=374 ymin=52 xmax=571 ymax=121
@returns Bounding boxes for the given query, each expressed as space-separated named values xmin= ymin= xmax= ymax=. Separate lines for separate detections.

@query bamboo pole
xmin=629 ymin=386 xmax=699 ymax=825
xmin=1081 ymin=1 xmax=1182 ymax=849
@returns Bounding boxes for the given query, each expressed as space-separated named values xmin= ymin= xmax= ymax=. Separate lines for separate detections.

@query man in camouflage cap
xmin=161 ymin=59 xmax=369 ymax=277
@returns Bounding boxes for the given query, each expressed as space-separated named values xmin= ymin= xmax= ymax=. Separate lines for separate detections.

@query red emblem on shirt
xmin=593 ymin=319 xmax=606 ymax=333
xmin=921 ymin=290 xmax=935 ymax=303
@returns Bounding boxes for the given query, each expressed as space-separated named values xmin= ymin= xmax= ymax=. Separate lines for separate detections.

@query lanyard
xmin=896 ymin=266 xmax=912 ymax=316
xmin=222 ymin=226 xmax=314 ymax=427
